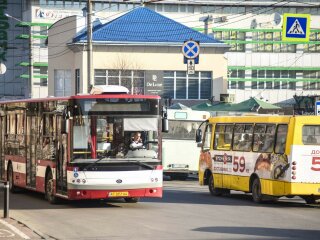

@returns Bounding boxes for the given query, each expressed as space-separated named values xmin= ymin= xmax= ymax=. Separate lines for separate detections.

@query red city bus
xmin=0 ymin=86 xmax=167 ymax=203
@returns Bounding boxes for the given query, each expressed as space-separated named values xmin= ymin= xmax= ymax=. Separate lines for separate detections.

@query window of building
xmin=163 ymin=71 xmax=211 ymax=100
xmin=250 ymin=70 xmax=296 ymax=90
xmin=75 ymin=69 xmax=80 ymax=94
xmin=213 ymin=31 xmax=245 ymax=52
xmin=228 ymin=69 xmax=245 ymax=89
xmin=93 ymin=69 xmax=144 ymax=94
xmin=54 ymin=69 xmax=72 ymax=96
xmin=40 ymin=0 xmax=47 ymax=6
xmin=252 ymin=32 xmax=296 ymax=53
xmin=229 ymin=81 xmax=245 ymax=90
xmin=40 ymin=78 xmax=48 ymax=87
xmin=303 ymin=71 xmax=320 ymax=90
xmin=164 ymin=4 xmax=178 ymax=12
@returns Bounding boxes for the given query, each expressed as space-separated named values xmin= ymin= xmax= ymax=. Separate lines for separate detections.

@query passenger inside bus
xmin=261 ymin=135 xmax=274 ymax=152
xmin=237 ymin=133 xmax=252 ymax=151
xmin=306 ymin=135 xmax=317 ymax=144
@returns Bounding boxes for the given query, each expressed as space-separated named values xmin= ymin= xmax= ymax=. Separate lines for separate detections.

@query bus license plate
xmin=109 ymin=192 xmax=129 ymax=197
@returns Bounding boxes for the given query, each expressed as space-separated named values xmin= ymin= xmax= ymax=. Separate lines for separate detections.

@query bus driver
xmin=130 ymin=132 xmax=144 ymax=150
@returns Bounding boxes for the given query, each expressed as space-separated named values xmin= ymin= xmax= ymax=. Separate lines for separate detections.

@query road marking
xmin=0 ymin=219 xmax=30 ymax=239
xmin=0 ymin=229 xmax=14 ymax=238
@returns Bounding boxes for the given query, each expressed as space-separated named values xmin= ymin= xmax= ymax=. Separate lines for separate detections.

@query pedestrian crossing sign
xmin=282 ymin=13 xmax=310 ymax=42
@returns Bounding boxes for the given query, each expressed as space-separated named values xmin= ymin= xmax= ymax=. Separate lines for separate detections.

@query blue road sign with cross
xmin=182 ymin=40 xmax=200 ymax=59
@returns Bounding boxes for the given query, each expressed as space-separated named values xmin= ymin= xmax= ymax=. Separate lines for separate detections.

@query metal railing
xmin=0 ymin=180 xmax=9 ymax=218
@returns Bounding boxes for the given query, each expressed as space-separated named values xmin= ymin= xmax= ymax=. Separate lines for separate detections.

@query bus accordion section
xmin=0 ymin=87 xmax=166 ymax=203
xmin=196 ymin=115 xmax=320 ymax=204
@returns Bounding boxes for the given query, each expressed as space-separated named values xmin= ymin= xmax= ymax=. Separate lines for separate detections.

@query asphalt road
xmin=1 ymin=180 xmax=320 ymax=240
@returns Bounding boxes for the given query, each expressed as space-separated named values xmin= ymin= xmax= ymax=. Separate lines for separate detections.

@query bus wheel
xmin=45 ymin=171 xmax=57 ymax=204
xmin=7 ymin=164 xmax=18 ymax=193
xmin=208 ymin=175 xmax=222 ymax=196
xmin=303 ymin=196 xmax=316 ymax=204
xmin=252 ymin=178 xmax=263 ymax=203
xmin=124 ymin=197 xmax=140 ymax=203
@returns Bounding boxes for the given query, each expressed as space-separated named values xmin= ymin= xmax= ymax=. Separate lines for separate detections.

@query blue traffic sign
xmin=316 ymin=101 xmax=320 ymax=116
xmin=182 ymin=40 xmax=200 ymax=59
xmin=282 ymin=13 xmax=310 ymax=42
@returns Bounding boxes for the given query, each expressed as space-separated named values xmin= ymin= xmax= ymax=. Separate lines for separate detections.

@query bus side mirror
xmin=162 ymin=118 xmax=169 ymax=133
xmin=63 ymin=107 xmax=70 ymax=120
xmin=196 ymin=129 xmax=202 ymax=143
xmin=161 ymin=106 xmax=169 ymax=133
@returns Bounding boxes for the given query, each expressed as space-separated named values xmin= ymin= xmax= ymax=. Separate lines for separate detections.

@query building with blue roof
xmin=73 ymin=7 xmax=225 ymax=46
xmin=48 ymin=7 xmax=229 ymax=105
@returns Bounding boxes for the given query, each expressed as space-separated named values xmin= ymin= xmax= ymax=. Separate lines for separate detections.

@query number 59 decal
xmin=311 ymin=157 xmax=320 ymax=171
xmin=233 ymin=156 xmax=246 ymax=172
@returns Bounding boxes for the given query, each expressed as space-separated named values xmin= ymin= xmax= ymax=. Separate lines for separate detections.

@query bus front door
xmin=56 ymin=116 xmax=68 ymax=194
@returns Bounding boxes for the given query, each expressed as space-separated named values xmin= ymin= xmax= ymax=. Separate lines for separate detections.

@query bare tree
xmin=112 ymin=54 xmax=143 ymax=94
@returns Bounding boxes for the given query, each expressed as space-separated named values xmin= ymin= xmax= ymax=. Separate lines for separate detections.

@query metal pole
xmin=4 ymin=181 xmax=9 ymax=218
xmin=87 ymin=0 xmax=92 ymax=93
xmin=29 ymin=26 xmax=33 ymax=98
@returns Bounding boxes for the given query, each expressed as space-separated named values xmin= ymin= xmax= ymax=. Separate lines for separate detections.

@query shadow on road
xmin=192 ymin=226 xmax=320 ymax=240
xmin=0 ymin=181 xmax=317 ymax=210
xmin=0 ymin=190 xmax=128 ymax=210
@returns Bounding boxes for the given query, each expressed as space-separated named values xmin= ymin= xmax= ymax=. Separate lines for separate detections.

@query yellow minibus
xmin=196 ymin=115 xmax=320 ymax=203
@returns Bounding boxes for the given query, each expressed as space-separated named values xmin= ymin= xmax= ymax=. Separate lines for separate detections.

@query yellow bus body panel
xmin=199 ymin=115 xmax=320 ymax=199
xmin=213 ymin=174 xmax=320 ymax=196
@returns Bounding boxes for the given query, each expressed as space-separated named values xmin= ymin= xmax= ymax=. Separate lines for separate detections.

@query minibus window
xmin=203 ymin=124 xmax=212 ymax=151
xmin=275 ymin=125 xmax=288 ymax=153
xmin=302 ymin=125 xmax=320 ymax=145
xmin=233 ymin=124 xmax=253 ymax=152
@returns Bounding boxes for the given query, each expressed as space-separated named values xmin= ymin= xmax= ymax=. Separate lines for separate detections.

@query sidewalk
xmin=0 ymin=217 xmax=43 ymax=239
xmin=0 ymin=182 xmax=43 ymax=239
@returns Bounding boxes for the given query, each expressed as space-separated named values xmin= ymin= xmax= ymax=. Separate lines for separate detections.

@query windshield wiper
xmin=82 ymin=152 xmax=108 ymax=170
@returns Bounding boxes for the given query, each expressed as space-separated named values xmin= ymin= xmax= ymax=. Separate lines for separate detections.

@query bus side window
xmin=233 ymin=124 xmax=253 ymax=152
xmin=202 ymin=124 xmax=212 ymax=151
xmin=302 ymin=125 xmax=320 ymax=145
xmin=275 ymin=124 xmax=288 ymax=154
xmin=214 ymin=124 xmax=233 ymax=150
xmin=253 ymin=124 xmax=276 ymax=153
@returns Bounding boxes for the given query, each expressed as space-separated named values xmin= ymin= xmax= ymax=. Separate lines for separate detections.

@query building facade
xmin=47 ymin=7 xmax=228 ymax=105
xmin=2 ymin=0 xmax=320 ymax=107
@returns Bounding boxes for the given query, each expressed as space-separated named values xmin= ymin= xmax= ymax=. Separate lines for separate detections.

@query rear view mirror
xmin=161 ymin=106 xmax=169 ymax=133
xmin=196 ymin=129 xmax=202 ymax=143
xmin=162 ymin=118 xmax=169 ymax=133
xmin=61 ymin=119 xmax=69 ymax=134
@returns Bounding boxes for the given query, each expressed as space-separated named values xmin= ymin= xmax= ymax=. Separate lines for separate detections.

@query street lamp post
xmin=87 ymin=0 xmax=92 ymax=93
xmin=5 ymin=13 xmax=32 ymax=98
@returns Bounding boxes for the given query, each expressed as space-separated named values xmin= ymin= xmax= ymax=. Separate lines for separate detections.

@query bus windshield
xmin=72 ymin=115 xmax=159 ymax=162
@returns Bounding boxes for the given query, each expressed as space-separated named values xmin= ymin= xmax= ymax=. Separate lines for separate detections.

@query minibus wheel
xmin=208 ymin=175 xmax=222 ymax=196
xmin=252 ymin=178 xmax=263 ymax=203
xmin=302 ymin=196 xmax=317 ymax=204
